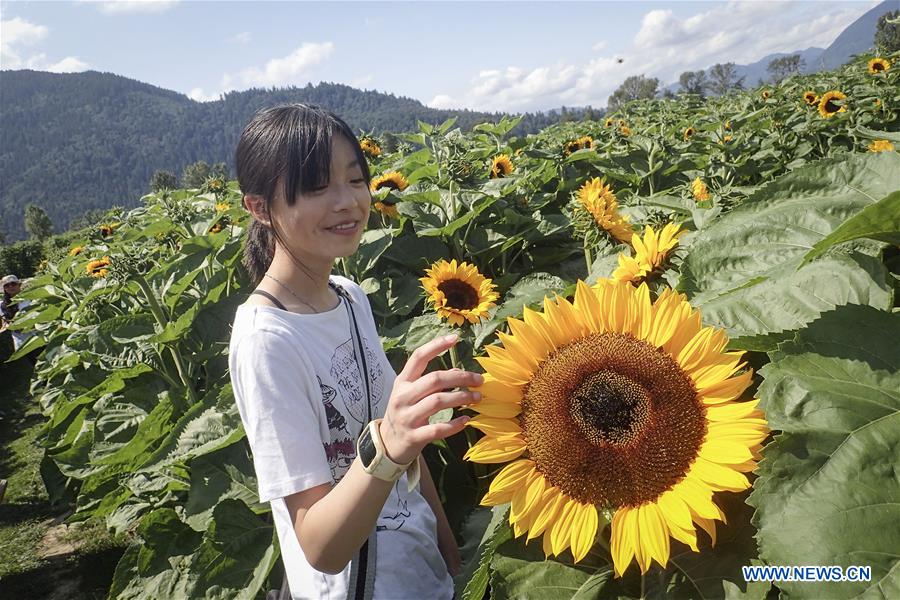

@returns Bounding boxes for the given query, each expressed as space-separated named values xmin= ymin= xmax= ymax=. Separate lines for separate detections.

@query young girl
xmin=228 ymin=104 xmax=481 ymax=600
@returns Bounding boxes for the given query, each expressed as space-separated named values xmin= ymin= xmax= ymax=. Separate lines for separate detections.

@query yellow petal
xmin=698 ymin=439 xmax=755 ymax=465
xmin=699 ymin=371 xmax=752 ymax=404
xmin=507 ymin=316 xmax=553 ymax=365
xmin=569 ymin=502 xmax=599 ymax=563
xmin=549 ymin=499 xmax=576 ymax=556
xmin=705 ymin=400 xmax=761 ymax=422
xmin=672 ymin=477 xmax=720 ymax=520
xmin=510 ymin=471 xmax=546 ymax=525
xmin=477 ymin=351 xmax=533 ymax=385
xmin=477 ymin=375 xmax=524 ymax=404
xmin=637 ymin=503 xmax=670 ymax=570
xmin=694 ymin=517 xmax=718 ymax=547
xmin=657 ymin=489 xmax=694 ymax=534
xmin=464 ymin=434 xmax=526 ymax=464
xmin=574 ymin=280 xmax=606 ymax=334
xmin=691 ymin=457 xmax=750 ymax=492
xmin=527 ymin=487 xmax=566 ymax=541
xmin=496 ymin=330 xmax=539 ymax=372
xmin=611 ymin=508 xmax=637 ymax=578
xmin=468 ymin=416 xmax=522 ymax=437
xmin=631 ymin=283 xmax=652 ymax=340
xmin=469 ymin=397 xmax=522 ymax=419
xmin=480 ymin=459 xmax=535 ymax=505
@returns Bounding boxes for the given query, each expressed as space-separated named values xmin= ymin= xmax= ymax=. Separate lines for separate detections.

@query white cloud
xmin=188 ymin=87 xmax=220 ymax=102
xmin=46 ymin=56 xmax=90 ymax=72
xmin=429 ymin=0 xmax=881 ymax=111
xmin=350 ymin=73 xmax=374 ymax=89
xmin=229 ymin=31 xmax=251 ymax=45
xmin=222 ymin=42 xmax=334 ymax=89
xmin=1 ymin=17 xmax=48 ymax=68
xmin=1 ymin=17 xmax=89 ymax=72
xmin=592 ymin=40 xmax=608 ymax=52
xmin=84 ymin=0 xmax=180 ymax=14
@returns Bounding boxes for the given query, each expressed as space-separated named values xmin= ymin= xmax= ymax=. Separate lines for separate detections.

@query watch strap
xmin=359 ymin=419 xmax=414 ymax=483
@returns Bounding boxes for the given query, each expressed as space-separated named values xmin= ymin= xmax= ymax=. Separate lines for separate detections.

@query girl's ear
xmin=243 ymin=194 xmax=271 ymax=226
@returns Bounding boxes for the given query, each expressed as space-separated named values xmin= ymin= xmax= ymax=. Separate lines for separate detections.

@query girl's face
xmin=271 ymin=134 xmax=371 ymax=268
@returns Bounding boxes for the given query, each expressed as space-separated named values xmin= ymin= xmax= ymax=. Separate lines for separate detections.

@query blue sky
xmin=0 ymin=0 xmax=884 ymax=111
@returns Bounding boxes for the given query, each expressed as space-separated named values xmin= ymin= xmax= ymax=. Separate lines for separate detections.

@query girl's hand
xmin=379 ymin=334 xmax=482 ymax=464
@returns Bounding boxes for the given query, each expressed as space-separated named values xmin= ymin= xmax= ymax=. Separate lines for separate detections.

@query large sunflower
xmin=802 ymin=91 xmax=818 ymax=106
xmin=818 ymin=91 xmax=847 ymax=118
xmin=574 ymin=178 xmax=633 ymax=244
xmin=465 ymin=280 xmax=768 ymax=575
xmin=370 ymin=171 xmax=409 ymax=193
xmin=420 ymin=259 xmax=499 ymax=326
xmin=613 ymin=223 xmax=684 ymax=283
xmin=491 ymin=154 xmax=515 ymax=179
xmin=868 ymin=58 xmax=890 ymax=74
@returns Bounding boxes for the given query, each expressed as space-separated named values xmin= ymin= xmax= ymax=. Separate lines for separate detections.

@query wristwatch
xmin=357 ymin=419 xmax=420 ymax=492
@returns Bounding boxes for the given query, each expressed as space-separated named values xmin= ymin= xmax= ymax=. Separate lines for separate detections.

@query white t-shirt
xmin=228 ymin=275 xmax=453 ymax=600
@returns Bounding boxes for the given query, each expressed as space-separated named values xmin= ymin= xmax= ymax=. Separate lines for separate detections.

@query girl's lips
xmin=327 ymin=221 xmax=359 ymax=235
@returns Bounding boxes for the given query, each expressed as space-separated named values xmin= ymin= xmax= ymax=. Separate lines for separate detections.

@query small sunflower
xmin=874 ymin=99 xmax=882 ymax=107
xmin=868 ymin=58 xmax=890 ymax=74
xmin=99 ymin=222 xmax=121 ymax=237
xmin=86 ymin=256 xmax=111 ymax=278
xmin=803 ymin=91 xmax=818 ymax=106
xmin=370 ymin=171 xmax=409 ymax=193
xmin=724 ymin=121 xmax=731 ymax=130
xmin=491 ymin=154 xmax=515 ymax=179
xmin=683 ymin=127 xmax=695 ymax=141
xmin=564 ymin=136 xmax=594 ymax=155
xmin=691 ymin=178 xmax=710 ymax=202
xmin=619 ymin=125 xmax=632 ymax=137
xmin=420 ymin=259 xmax=499 ymax=326
xmin=718 ymin=135 xmax=733 ymax=145
xmin=761 ymin=90 xmax=771 ymax=100
xmin=215 ymin=202 xmax=230 ymax=212
xmin=604 ymin=118 xmax=614 ymax=128
xmin=360 ymin=138 xmax=382 ymax=158
xmin=69 ymin=246 xmax=84 ymax=257
xmin=868 ymin=139 xmax=895 ymax=153
xmin=374 ymin=200 xmax=400 ymax=218
xmin=574 ymin=178 xmax=633 ymax=244
xmin=465 ymin=279 xmax=768 ymax=574
xmin=612 ymin=223 xmax=685 ymax=283
xmin=818 ymin=91 xmax=847 ymax=118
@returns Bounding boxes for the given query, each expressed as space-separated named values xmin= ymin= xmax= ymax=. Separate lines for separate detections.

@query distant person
xmin=1 ymin=274 xmax=38 ymax=366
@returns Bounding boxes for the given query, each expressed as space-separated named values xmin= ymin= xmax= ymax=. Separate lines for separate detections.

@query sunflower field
xmin=7 ymin=52 xmax=900 ymax=599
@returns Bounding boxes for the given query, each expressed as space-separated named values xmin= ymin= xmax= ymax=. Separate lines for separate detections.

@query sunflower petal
xmin=468 ymin=416 xmax=522 ymax=437
xmin=691 ymin=457 xmax=750 ymax=491
xmin=464 ymin=434 xmax=526 ymax=464
xmin=569 ymin=502 xmax=599 ymax=563
xmin=637 ymin=503 xmax=671 ymax=570
xmin=480 ymin=459 xmax=535 ymax=505
xmin=611 ymin=508 xmax=637 ymax=577
xmin=549 ymin=499 xmax=577 ymax=557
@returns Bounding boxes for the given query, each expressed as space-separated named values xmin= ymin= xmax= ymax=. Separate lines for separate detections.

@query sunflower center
xmin=521 ymin=332 xmax=706 ymax=508
xmin=376 ymin=181 xmax=401 ymax=192
xmin=570 ymin=371 xmax=650 ymax=445
xmin=824 ymin=99 xmax=840 ymax=113
xmin=437 ymin=279 xmax=479 ymax=310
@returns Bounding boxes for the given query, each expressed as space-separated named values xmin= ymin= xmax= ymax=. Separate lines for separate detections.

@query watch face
xmin=358 ymin=425 xmax=377 ymax=468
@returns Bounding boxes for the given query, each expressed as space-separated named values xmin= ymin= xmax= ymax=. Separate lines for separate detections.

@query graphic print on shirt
xmin=377 ymin=479 xmax=411 ymax=532
xmin=329 ymin=334 xmax=384 ymax=425
xmin=318 ymin=375 xmax=355 ymax=481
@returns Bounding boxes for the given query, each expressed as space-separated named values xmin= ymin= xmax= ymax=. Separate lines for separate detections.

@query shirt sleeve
xmin=230 ymin=328 xmax=333 ymax=503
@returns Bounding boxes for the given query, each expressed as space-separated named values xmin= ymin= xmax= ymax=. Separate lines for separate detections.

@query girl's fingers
xmin=411 ymin=390 xmax=481 ymax=423
xmin=398 ymin=334 xmax=458 ymax=382
xmin=413 ymin=415 xmax=470 ymax=444
xmin=402 ymin=369 xmax=483 ymax=404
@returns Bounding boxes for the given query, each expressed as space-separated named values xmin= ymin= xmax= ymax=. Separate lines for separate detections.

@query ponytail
xmin=243 ymin=220 xmax=275 ymax=286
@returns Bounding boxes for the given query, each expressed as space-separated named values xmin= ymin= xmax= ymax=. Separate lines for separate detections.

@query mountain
xmin=0 ymin=71 xmax=562 ymax=242
xmin=663 ymin=0 xmax=892 ymax=94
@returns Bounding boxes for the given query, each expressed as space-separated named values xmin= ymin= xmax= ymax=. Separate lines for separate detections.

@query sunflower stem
xmin=449 ymin=342 xmax=461 ymax=370
xmin=583 ymin=237 xmax=593 ymax=276
xmin=640 ymin=573 xmax=646 ymax=599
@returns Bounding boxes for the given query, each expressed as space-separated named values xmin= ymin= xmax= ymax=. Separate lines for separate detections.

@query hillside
xmin=0 ymin=72 xmax=561 ymax=241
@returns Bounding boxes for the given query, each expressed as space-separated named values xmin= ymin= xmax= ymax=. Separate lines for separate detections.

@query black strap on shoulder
xmin=250 ymin=289 xmax=287 ymax=311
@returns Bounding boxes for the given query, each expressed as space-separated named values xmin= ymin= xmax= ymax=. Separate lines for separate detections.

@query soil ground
xmin=0 ymin=334 xmax=127 ymax=599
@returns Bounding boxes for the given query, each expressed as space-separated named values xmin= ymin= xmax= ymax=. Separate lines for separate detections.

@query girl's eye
xmin=351 ymin=178 xmax=365 ymax=185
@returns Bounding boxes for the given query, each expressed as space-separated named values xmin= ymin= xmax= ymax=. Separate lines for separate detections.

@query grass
xmin=0 ymin=332 xmax=128 ymax=599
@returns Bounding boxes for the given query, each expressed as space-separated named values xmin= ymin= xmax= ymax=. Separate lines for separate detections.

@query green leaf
xmin=749 ymin=305 xmax=900 ymax=599
xmin=682 ymin=152 xmax=900 ymax=296
xmin=183 ymin=441 xmax=263 ymax=530
xmin=495 ymin=273 xmax=568 ymax=321
xmin=458 ymin=505 xmax=513 ymax=600
xmin=854 ymin=125 xmax=900 ymax=143
xmin=801 ymin=190 xmax=900 ymax=265
xmin=693 ymin=252 xmax=890 ymax=351
xmin=344 ymin=228 xmax=393 ymax=279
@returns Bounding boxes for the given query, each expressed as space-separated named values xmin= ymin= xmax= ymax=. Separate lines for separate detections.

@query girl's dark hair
xmin=235 ymin=103 xmax=371 ymax=285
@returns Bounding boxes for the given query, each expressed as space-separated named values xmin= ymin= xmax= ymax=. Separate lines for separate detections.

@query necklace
xmin=264 ymin=273 xmax=322 ymax=313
